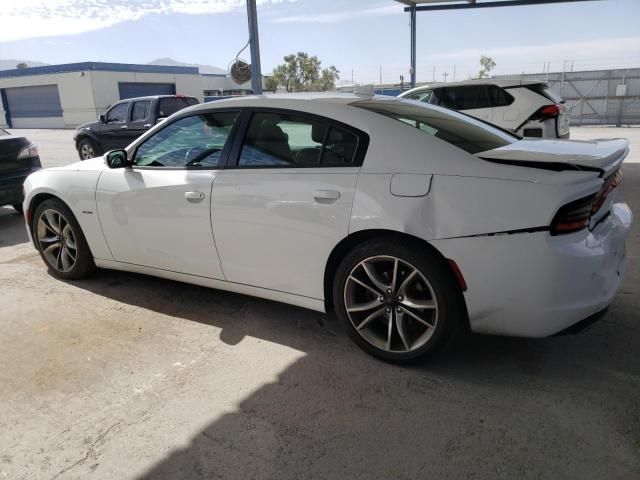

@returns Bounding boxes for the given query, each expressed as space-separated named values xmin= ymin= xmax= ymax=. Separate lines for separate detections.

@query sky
xmin=0 ymin=0 xmax=639 ymax=84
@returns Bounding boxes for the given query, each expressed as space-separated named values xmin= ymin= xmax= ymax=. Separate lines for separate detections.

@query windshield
xmin=355 ymin=98 xmax=517 ymax=155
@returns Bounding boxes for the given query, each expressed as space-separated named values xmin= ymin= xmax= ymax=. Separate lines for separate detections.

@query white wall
xmin=0 ymin=71 xmax=95 ymax=128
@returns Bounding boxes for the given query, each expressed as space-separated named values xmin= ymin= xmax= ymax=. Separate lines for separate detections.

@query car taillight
xmin=551 ymin=194 xmax=596 ymax=235
xmin=532 ymin=104 xmax=561 ymax=120
xmin=17 ymin=143 xmax=39 ymax=159
xmin=551 ymin=170 xmax=622 ymax=235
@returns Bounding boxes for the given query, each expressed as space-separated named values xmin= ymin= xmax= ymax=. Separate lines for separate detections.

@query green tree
xmin=16 ymin=62 xmax=28 ymax=69
xmin=264 ymin=76 xmax=279 ymax=93
xmin=478 ymin=55 xmax=496 ymax=78
xmin=271 ymin=52 xmax=339 ymax=92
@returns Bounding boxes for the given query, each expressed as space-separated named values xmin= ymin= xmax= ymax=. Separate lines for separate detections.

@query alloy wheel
xmin=36 ymin=209 xmax=77 ymax=272
xmin=81 ymin=143 xmax=94 ymax=159
xmin=344 ymin=255 xmax=438 ymax=353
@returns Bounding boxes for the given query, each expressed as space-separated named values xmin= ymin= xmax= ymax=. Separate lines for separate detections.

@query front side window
xmin=356 ymin=99 xmax=516 ymax=155
xmin=131 ymin=101 xmax=151 ymax=122
xmin=133 ymin=111 xmax=239 ymax=168
xmin=237 ymin=112 xmax=359 ymax=168
xmin=106 ymin=103 xmax=128 ymax=123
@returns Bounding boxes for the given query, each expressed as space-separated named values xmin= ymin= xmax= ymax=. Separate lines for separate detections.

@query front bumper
xmin=431 ymin=200 xmax=632 ymax=337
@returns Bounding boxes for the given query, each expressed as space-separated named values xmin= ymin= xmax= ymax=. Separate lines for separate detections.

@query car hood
xmin=48 ymin=157 xmax=107 ymax=172
xmin=476 ymin=138 xmax=629 ymax=177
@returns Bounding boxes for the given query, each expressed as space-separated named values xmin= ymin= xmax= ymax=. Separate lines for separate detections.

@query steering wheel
xmin=185 ymin=146 xmax=221 ymax=167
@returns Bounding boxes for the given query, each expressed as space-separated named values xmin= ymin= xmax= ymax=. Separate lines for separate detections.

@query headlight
xmin=17 ymin=143 xmax=39 ymax=159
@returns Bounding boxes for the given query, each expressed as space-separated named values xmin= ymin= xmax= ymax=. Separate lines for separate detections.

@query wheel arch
xmin=75 ymin=132 xmax=102 ymax=151
xmin=27 ymin=192 xmax=58 ymax=232
xmin=323 ymin=229 xmax=469 ymax=327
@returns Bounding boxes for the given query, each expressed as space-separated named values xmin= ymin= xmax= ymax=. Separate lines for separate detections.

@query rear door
xmin=127 ymin=99 xmax=153 ymax=142
xmin=211 ymin=109 xmax=368 ymax=300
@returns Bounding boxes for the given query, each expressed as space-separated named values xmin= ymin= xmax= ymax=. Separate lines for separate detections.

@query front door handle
xmin=120 ymin=125 xmax=128 ymax=130
xmin=185 ymin=191 xmax=205 ymax=201
xmin=313 ymin=189 xmax=340 ymax=201
xmin=143 ymin=124 xmax=152 ymax=128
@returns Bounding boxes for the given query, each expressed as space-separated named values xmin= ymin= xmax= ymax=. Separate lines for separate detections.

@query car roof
xmin=117 ymin=95 xmax=198 ymax=102
xmin=402 ymin=78 xmax=547 ymax=94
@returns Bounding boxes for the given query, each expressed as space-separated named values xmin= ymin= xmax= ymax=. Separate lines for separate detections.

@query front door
xmin=96 ymin=110 xmax=240 ymax=279
xmin=100 ymin=101 xmax=132 ymax=150
xmin=212 ymin=110 xmax=367 ymax=300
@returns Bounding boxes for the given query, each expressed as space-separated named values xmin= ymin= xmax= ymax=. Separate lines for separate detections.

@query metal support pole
xmin=246 ymin=0 xmax=262 ymax=94
xmin=410 ymin=6 xmax=416 ymax=88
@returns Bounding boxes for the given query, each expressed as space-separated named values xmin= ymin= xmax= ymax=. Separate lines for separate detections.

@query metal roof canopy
xmin=395 ymin=0 xmax=600 ymax=88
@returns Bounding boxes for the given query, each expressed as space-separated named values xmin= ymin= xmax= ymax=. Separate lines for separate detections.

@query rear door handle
xmin=313 ymin=189 xmax=340 ymax=201
xmin=143 ymin=124 xmax=152 ymax=128
xmin=120 ymin=125 xmax=128 ymax=130
xmin=185 ymin=191 xmax=205 ymax=201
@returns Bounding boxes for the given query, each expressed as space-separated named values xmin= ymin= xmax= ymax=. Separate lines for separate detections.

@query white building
xmin=0 ymin=62 xmax=253 ymax=129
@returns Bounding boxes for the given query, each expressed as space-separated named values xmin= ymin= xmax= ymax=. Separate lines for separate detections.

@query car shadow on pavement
xmin=0 ymin=206 xmax=27 ymax=247
xmin=59 ymin=250 xmax=640 ymax=479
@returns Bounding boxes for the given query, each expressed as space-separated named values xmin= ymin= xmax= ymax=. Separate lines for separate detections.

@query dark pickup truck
xmin=73 ymin=95 xmax=198 ymax=160
xmin=0 ymin=128 xmax=41 ymax=213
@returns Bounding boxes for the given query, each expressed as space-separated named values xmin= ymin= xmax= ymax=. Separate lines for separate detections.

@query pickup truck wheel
xmin=77 ymin=138 xmax=100 ymax=160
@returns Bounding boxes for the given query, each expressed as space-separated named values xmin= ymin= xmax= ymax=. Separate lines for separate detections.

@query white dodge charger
xmin=23 ymin=94 xmax=632 ymax=362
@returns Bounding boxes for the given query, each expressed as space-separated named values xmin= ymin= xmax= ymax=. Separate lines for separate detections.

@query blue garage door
xmin=4 ymin=84 xmax=63 ymax=118
xmin=118 ymin=82 xmax=176 ymax=100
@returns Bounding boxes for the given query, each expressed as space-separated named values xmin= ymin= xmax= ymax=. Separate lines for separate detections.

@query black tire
xmin=333 ymin=237 xmax=465 ymax=363
xmin=32 ymin=198 xmax=95 ymax=280
xmin=77 ymin=137 xmax=101 ymax=160
xmin=12 ymin=203 xmax=23 ymax=214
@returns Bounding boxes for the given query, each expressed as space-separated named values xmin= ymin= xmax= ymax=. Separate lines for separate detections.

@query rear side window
xmin=356 ymin=100 xmax=516 ymax=155
xmin=487 ymin=86 xmax=514 ymax=107
xmin=522 ymin=84 xmax=564 ymax=104
xmin=403 ymin=90 xmax=433 ymax=103
xmin=158 ymin=97 xmax=199 ymax=118
xmin=237 ymin=112 xmax=359 ymax=168
xmin=131 ymin=101 xmax=151 ymax=122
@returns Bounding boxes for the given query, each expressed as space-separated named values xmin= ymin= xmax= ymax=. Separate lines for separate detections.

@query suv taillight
xmin=532 ymin=104 xmax=560 ymax=120
xmin=551 ymin=170 xmax=622 ymax=235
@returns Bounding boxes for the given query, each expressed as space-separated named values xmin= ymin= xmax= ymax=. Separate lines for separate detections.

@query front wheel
xmin=333 ymin=238 xmax=464 ymax=363
xmin=32 ymin=198 xmax=95 ymax=279
xmin=77 ymin=138 xmax=100 ymax=160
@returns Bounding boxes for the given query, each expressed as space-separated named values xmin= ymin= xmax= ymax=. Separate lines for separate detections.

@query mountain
xmin=147 ymin=58 xmax=227 ymax=75
xmin=0 ymin=59 xmax=49 ymax=70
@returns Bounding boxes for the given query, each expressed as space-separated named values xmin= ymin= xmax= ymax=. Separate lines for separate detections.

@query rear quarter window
xmin=158 ymin=97 xmax=199 ymax=117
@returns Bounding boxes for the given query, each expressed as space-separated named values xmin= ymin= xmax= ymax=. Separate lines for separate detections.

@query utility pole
xmin=432 ymin=67 xmax=435 ymax=82
xmin=351 ymin=69 xmax=354 ymax=85
xmin=453 ymin=65 xmax=456 ymax=82
xmin=442 ymin=72 xmax=449 ymax=83
xmin=246 ymin=0 xmax=262 ymax=94
xmin=379 ymin=65 xmax=382 ymax=85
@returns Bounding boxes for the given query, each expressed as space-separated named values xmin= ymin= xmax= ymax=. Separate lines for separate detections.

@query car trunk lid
xmin=476 ymin=138 xmax=629 ymax=177
xmin=0 ymin=135 xmax=32 ymax=175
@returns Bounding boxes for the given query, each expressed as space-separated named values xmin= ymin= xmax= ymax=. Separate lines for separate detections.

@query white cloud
xmin=270 ymin=3 xmax=399 ymax=24
xmin=0 ymin=0 xmax=296 ymax=42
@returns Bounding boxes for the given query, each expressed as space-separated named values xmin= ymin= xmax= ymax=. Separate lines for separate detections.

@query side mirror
xmin=105 ymin=149 xmax=129 ymax=169
xmin=99 ymin=114 xmax=106 ymax=124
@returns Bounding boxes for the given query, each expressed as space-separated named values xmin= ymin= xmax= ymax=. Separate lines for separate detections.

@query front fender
xmin=23 ymin=170 xmax=113 ymax=260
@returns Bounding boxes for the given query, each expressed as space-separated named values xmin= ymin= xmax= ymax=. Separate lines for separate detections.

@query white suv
xmin=399 ymin=79 xmax=570 ymax=139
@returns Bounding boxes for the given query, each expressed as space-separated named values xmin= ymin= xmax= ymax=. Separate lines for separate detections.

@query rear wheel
xmin=77 ymin=138 xmax=100 ymax=160
xmin=32 ymin=198 xmax=95 ymax=279
xmin=333 ymin=238 xmax=464 ymax=363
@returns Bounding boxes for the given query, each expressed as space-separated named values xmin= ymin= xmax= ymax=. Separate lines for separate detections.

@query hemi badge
xmin=82 ymin=210 xmax=93 ymax=214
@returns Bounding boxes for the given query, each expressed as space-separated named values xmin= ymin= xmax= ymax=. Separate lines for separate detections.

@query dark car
xmin=0 ymin=128 xmax=41 ymax=213
xmin=73 ymin=95 xmax=199 ymax=160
